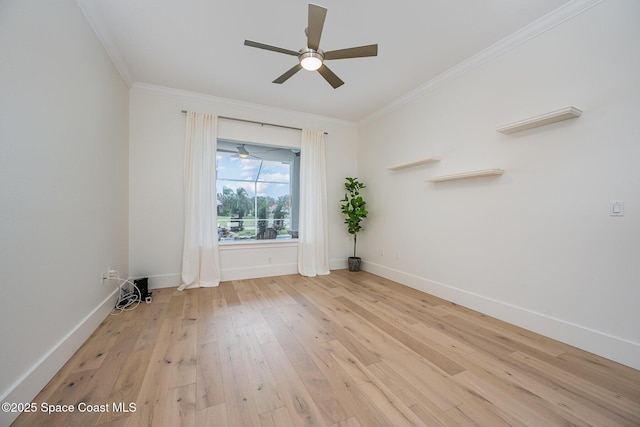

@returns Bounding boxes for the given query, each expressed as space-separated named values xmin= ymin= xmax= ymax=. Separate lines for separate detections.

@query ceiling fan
xmin=218 ymin=144 xmax=257 ymax=159
xmin=218 ymin=144 xmax=289 ymax=160
xmin=244 ymin=3 xmax=378 ymax=89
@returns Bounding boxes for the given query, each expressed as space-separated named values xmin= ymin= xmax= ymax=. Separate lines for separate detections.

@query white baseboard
xmin=362 ymin=261 xmax=640 ymax=370
xmin=329 ymin=258 xmax=348 ymax=271
xmin=146 ymin=259 xmax=347 ymax=289
xmin=144 ymin=266 xmax=300 ymax=289
xmin=221 ymin=263 xmax=298 ymax=281
xmin=146 ymin=273 xmax=181 ymax=289
xmin=0 ymin=288 xmax=118 ymax=426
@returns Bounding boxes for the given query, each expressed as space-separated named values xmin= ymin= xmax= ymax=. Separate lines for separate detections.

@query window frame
xmin=216 ymin=139 xmax=300 ymax=244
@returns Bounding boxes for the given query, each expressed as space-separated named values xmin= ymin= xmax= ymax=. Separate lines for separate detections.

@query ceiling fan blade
xmin=324 ymin=44 xmax=378 ymax=60
xmin=217 ymin=148 xmax=236 ymax=153
xmin=307 ymin=4 xmax=327 ymax=51
xmin=273 ymin=63 xmax=303 ymax=84
xmin=317 ymin=64 xmax=344 ymax=89
xmin=244 ymin=40 xmax=299 ymax=56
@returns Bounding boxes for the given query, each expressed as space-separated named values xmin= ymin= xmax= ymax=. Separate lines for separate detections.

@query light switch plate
xmin=610 ymin=200 xmax=624 ymax=216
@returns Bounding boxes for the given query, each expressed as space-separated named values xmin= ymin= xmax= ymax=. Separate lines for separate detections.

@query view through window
xmin=216 ymin=140 xmax=300 ymax=242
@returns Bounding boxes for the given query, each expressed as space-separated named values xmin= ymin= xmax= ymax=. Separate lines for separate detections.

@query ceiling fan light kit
xmin=218 ymin=144 xmax=253 ymax=159
xmin=237 ymin=145 xmax=250 ymax=158
xmin=299 ymin=49 xmax=324 ymax=71
xmin=244 ymin=3 xmax=378 ymax=88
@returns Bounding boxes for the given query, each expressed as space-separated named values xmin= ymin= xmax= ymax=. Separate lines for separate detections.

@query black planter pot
xmin=347 ymin=257 xmax=361 ymax=272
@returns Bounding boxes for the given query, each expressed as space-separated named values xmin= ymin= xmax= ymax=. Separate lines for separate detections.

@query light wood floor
xmin=13 ymin=270 xmax=640 ymax=426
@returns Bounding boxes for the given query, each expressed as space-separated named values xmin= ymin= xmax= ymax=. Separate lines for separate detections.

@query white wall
xmin=357 ymin=0 xmax=640 ymax=369
xmin=0 ymin=0 xmax=129 ymax=422
xmin=129 ymin=84 xmax=358 ymax=286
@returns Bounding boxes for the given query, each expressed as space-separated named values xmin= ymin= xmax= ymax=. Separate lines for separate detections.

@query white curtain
xmin=179 ymin=112 xmax=221 ymax=290
xmin=298 ymin=129 xmax=330 ymax=277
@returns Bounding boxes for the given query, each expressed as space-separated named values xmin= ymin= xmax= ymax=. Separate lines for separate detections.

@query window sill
xmin=218 ymin=239 xmax=299 ymax=250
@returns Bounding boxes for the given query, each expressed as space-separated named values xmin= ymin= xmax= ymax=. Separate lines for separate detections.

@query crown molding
xmin=131 ymin=82 xmax=358 ymax=128
xmin=359 ymin=0 xmax=605 ymax=126
xmin=76 ymin=0 xmax=133 ymax=87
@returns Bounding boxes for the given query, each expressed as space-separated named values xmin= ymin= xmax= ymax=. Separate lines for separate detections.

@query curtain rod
xmin=180 ymin=110 xmax=327 ymax=134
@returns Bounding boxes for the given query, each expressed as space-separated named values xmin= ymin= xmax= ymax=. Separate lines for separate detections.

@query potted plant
xmin=340 ymin=177 xmax=368 ymax=272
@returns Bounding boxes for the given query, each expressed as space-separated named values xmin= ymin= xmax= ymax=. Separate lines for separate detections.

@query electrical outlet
xmin=102 ymin=268 xmax=119 ymax=281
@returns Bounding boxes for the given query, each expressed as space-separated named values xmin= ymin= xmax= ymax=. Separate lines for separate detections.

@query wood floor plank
xmin=13 ymin=271 xmax=640 ymax=427
xmin=195 ymin=403 xmax=227 ymax=427
xmin=337 ymin=270 xmax=446 ymax=307
xmin=163 ymin=383 xmax=196 ymax=427
xmin=234 ymin=279 xmax=272 ymax=310
xmin=166 ymin=320 xmax=198 ymax=389
xmin=335 ymin=295 xmax=465 ymax=375
xmin=366 ymin=336 xmax=463 ymax=411
xmin=123 ymin=318 xmax=178 ymax=427
xmin=276 ymin=277 xmax=382 ymax=366
xmin=70 ymin=313 xmax=132 ymax=373
xmin=369 ymin=361 xmax=461 ymax=426
xmin=508 ymin=351 xmax=640 ymax=426
xmin=96 ymin=348 xmax=152 ymax=425
xmin=134 ymin=302 xmax=169 ymax=351
xmin=286 ymin=284 xmax=464 ymax=412
xmin=432 ymin=303 xmax=568 ymax=357
xmin=93 ymin=418 xmax=130 ymax=427
xmin=215 ymin=314 xmax=263 ymax=427
xmin=220 ymin=280 xmax=242 ymax=307
xmin=258 ymin=405 xmax=296 ymax=427
xmin=274 ymin=304 xmax=334 ymax=346
xmin=165 ymin=292 xmax=187 ymax=319
xmin=235 ymin=309 xmax=286 ymax=415
xmin=459 ymin=350 xmax=592 ymax=426
xmin=450 ymin=371 xmax=529 ymax=427
xmin=148 ymin=287 xmax=173 ymax=304
xmin=361 ymin=297 xmax=479 ymax=364
xmin=327 ymin=339 xmax=428 ymax=427
xmin=261 ymin=277 xmax=299 ymax=306
xmin=454 ymin=369 xmax=582 ymax=426
xmin=433 ymin=313 xmax=518 ymax=358
xmin=260 ymin=337 xmax=329 ymax=426
xmin=196 ymin=289 xmax=218 ymax=346
xmin=181 ymin=290 xmax=199 ymax=323
xmin=328 ymin=416 xmax=363 ymax=427
xmin=195 ymin=341 xmax=224 ymax=410
xmin=209 ymin=284 xmax=230 ymax=319
xmin=261 ymin=308 xmax=350 ymax=424
xmin=277 ymin=306 xmax=399 ymax=427
xmin=554 ymin=350 xmax=640 ymax=401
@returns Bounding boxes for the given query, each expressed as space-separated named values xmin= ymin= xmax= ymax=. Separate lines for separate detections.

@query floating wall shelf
xmin=425 ymin=169 xmax=504 ymax=183
xmin=387 ymin=157 xmax=441 ymax=170
xmin=496 ymin=106 xmax=582 ymax=134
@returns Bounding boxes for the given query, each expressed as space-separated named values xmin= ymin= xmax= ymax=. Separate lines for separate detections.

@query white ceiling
xmin=77 ymin=0 xmax=575 ymax=122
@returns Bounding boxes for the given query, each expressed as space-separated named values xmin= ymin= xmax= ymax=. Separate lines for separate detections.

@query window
xmin=216 ymin=140 xmax=300 ymax=242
